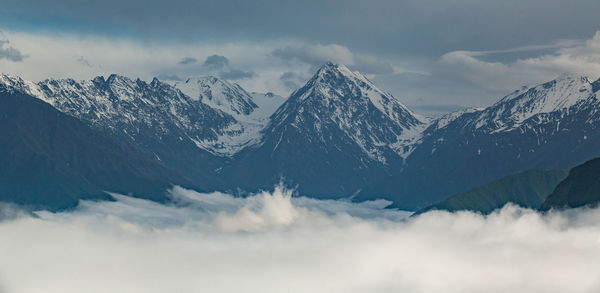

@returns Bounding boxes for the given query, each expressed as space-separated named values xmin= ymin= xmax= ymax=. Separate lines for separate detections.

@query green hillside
xmin=541 ymin=157 xmax=600 ymax=210
xmin=417 ymin=169 xmax=569 ymax=214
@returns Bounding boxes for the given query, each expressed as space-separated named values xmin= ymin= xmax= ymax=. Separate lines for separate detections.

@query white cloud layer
xmin=437 ymin=31 xmax=600 ymax=93
xmin=0 ymin=186 xmax=599 ymax=293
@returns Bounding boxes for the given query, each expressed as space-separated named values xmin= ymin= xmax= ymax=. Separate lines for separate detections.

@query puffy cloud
xmin=0 ymin=186 xmax=599 ymax=293
xmin=202 ymin=54 xmax=229 ymax=69
xmin=199 ymin=54 xmax=256 ymax=80
xmin=0 ymin=39 xmax=26 ymax=62
xmin=279 ymin=71 xmax=303 ymax=90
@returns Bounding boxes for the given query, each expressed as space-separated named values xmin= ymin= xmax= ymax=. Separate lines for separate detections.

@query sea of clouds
xmin=0 ymin=186 xmax=599 ymax=293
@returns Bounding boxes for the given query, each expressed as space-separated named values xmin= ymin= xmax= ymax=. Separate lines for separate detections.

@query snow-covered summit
xmin=0 ymin=73 xmax=240 ymax=154
xmin=429 ymin=75 xmax=600 ymax=133
xmin=494 ymin=75 xmax=596 ymax=122
xmin=170 ymin=76 xmax=287 ymax=155
xmin=267 ymin=62 xmax=428 ymax=163
xmin=0 ymin=73 xmax=292 ymax=157
xmin=298 ymin=62 xmax=426 ymax=124
xmin=173 ymin=76 xmax=258 ymax=116
xmin=0 ymin=73 xmax=45 ymax=97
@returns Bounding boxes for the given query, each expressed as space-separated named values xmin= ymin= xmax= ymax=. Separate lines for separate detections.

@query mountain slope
xmin=0 ymin=74 xmax=242 ymax=188
xmin=0 ymin=90 xmax=190 ymax=211
xmin=541 ymin=157 xmax=600 ymax=210
xmin=223 ymin=62 xmax=426 ymax=197
xmin=418 ymin=169 xmax=568 ymax=214
xmin=362 ymin=75 xmax=600 ymax=209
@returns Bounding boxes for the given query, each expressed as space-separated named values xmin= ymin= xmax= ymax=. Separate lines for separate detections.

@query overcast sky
xmin=1 ymin=0 xmax=599 ymax=114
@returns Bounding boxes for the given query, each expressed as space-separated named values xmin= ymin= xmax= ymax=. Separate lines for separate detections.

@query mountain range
xmin=1 ymin=62 xmax=600 ymax=211
xmin=361 ymin=75 xmax=600 ymax=209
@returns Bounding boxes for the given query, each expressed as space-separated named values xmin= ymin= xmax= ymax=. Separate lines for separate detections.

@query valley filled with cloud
xmin=0 ymin=186 xmax=599 ymax=293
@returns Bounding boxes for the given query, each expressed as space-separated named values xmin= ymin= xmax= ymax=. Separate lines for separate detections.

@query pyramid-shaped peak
xmin=308 ymin=62 xmax=380 ymax=93
xmin=315 ymin=62 xmax=359 ymax=78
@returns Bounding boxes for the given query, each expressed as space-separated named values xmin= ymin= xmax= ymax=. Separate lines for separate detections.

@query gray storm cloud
xmin=2 ymin=0 xmax=599 ymax=59
xmin=0 ymin=186 xmax=599 ymax=293
xmin=178 ymin=56 xmax=198 ymax=65
xmin=0 ymin=39 xmax=26 ymax=62
xmin=199 ymin=54 xmax=256 ymax=80
xmin=202 ymin=54 xmax=229 ymax=70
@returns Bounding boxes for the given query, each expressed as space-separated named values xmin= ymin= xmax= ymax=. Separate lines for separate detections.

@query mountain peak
xmin=267 ymin=62 xmax=426 ymax=163
xmin=92 ymin=75 xmax=106 ymax=85
xmin=199 ymin=75 xmax=221 ymax=84
xmin=317 ymin=61 xmax=343 ymax=72
xmin=106 ymin=73 xmax=133 ymax=84
xmin=497 ymin=74 xmax=595 ymax=112
xmin=297 ymin=62 xmax=424 ymax=123
xmin=437 ymin=75 xmax=600 ymax=133
xmin=0 ymin=73 xmax=44 ymax=97
xmin=0 ymin=73 xmax=22 ymax=89
xmin=174 ymin=76 xmax=258 ymax=116
xmin=314 ymin=62 xmax=361 ymax=82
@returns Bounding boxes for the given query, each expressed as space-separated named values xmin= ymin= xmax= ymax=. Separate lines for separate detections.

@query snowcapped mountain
xmin=0 ymin=74 xmax=239 ymax=187
xmin=174 ymin=76 xmax=258 ymax=116
xmin=0 ymin=73 xmax=290 ymax=189
xmin=361 ymin=75 xmax=600 ymax=209
xmin=223 ymin=62 xmax=426 ymax=197
xmin=3 ymin=65 xmax=600 ymax=211
xmin=0 ymin=73 xmax=290 ymax=156
xmin=268 ymin=62 xmax=427 ymax=163
xmin=0 ymin=74 xmax=235 ymax=142
xmin=432 ymin=75 xmax=597 ymax=133
xmin=172 ymin=77 xmax=287 ymax=155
